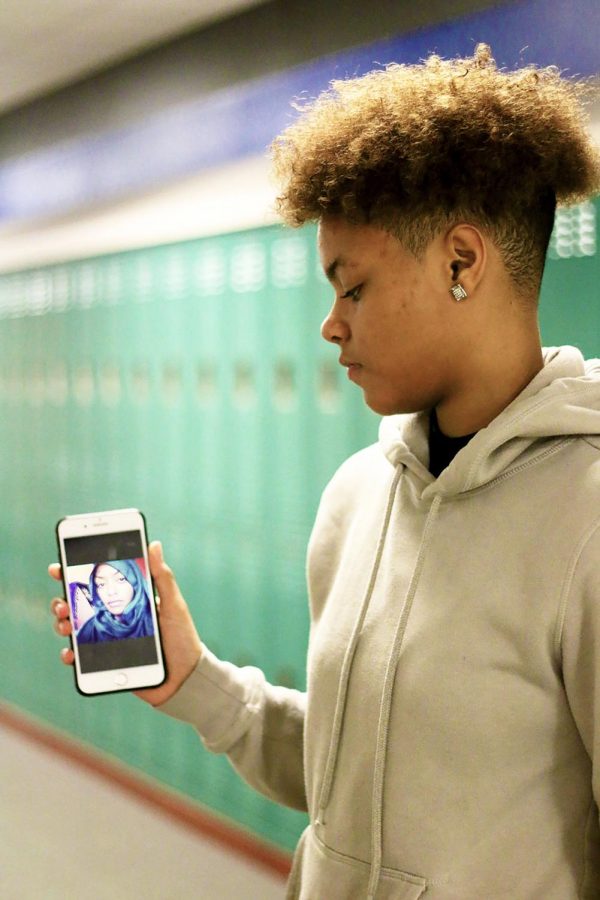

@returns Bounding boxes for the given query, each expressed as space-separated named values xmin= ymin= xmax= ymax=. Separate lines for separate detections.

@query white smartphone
xmin=56 ymin=508 xmax=167 ymax=696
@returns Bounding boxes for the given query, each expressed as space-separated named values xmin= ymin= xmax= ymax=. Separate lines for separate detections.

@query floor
xmin=0 ymin=722 xmax=287 ymax=900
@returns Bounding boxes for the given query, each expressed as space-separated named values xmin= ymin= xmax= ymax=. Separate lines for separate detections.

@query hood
xmin=379 ymin=346 xmax=600 ymax=499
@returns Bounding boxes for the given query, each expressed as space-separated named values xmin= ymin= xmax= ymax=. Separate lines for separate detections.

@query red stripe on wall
xmin=0 ymin=701 xmax=292 ymax=879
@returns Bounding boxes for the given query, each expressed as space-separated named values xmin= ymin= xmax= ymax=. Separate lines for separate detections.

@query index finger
xmin=48 ymin=562 xmax=62 ymax=582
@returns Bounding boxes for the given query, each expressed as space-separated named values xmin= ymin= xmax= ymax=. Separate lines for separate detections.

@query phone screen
xmin=63 ymin=529 xmax=159 ymax=674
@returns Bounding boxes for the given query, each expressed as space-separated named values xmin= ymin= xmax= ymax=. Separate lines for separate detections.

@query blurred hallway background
xmin=1 ymin=717 xmax=285 ymax=899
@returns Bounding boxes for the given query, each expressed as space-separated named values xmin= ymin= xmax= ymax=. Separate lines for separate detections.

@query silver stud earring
xmin=450 ymin=283 xmax=468 ymax=302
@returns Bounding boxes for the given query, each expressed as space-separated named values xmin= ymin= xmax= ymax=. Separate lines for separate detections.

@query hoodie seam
xmin=441 ymin=438 xmax=576 ymax=501
xmin=478 ymin=437 xmax=575 ymax=492
xmin=463 ymin=380 xmax=595 ymax=490
xmin=577 ymin=797 xmax=597 ymax=898
xmin=311 ymin=829 xmax=428 ymax=885
xmin=203 ymin=675 xmax=266 ymax=753
xmin=168 ymin=659 xmax=265 ymax=753
xmin=554 ymin=517 xmax=600 ymax=664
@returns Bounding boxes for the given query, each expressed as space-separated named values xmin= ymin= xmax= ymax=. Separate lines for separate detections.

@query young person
xmin=73 ymin=560 xmax=154 ymax=644
xmin=51 ymin=45 xmax=600 ymax=897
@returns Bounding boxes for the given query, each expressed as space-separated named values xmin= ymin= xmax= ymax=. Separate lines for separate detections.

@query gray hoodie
xmin=162 ymin=346 xmax=600 ymax=898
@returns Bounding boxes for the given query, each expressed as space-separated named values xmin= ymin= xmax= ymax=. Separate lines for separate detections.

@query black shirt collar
xmin=428 ymin=409 xmax=477 ymax=478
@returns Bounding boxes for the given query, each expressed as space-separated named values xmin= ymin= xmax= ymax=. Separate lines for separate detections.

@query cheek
xmin=378 ymin=281 xmax=421 ymax=331
xmin=121 ymin=583 xmax=134 ymax=603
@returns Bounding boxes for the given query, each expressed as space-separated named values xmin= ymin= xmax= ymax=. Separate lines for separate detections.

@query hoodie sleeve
xmin=559 ymin=519 xmax=600 ymax=814
xmin=158 ymin=645 xmax=307 ymax=812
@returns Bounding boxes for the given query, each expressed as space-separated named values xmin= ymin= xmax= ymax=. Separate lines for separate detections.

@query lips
xmin=340 ymin=358 xmax=363 ymax=383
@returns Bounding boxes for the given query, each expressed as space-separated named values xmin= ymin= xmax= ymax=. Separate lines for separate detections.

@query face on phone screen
xmin=63 ymin=529 xmax=159 ymax=674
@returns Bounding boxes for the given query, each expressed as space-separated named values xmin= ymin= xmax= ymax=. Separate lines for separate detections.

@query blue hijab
xmin=76 ymin=559 xmax=154 ymax=644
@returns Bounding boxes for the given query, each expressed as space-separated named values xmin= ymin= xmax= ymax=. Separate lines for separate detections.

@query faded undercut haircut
xmin=271 ymin=44 xmax=600 ymax=297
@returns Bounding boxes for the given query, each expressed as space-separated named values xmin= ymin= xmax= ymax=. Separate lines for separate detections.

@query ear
xmin=444 ymin=224 xmax=487 ymax=297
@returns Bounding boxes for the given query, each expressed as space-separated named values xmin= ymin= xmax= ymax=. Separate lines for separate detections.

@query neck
xmin=435 ymin=328 xmax=544 ymax=437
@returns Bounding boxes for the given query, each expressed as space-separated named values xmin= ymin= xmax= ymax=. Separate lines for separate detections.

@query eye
xmin=340 ymin=284 xmax=362 ymax=302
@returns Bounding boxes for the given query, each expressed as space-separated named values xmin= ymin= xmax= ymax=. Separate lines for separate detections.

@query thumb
xmin=148 ymin=541 xmax=179 ymax=607
xmin=148 ymin=539 xmax=165 ymax=570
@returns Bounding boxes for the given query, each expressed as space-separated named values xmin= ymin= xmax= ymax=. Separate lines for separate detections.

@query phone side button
xmin=114 ymin=672 xmax=128 ymax=686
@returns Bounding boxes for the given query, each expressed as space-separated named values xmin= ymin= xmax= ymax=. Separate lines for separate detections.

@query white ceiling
xmin=0 ymin=0 xmax=271 ymax=114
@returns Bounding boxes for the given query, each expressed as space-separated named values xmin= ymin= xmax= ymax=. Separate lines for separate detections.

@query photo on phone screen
xmin=63 ymin=529 xmax=159 ymax=674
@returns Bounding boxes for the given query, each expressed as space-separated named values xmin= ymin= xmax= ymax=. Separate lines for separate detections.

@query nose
xmin=321 ymin=300 xmax=350 ymax=345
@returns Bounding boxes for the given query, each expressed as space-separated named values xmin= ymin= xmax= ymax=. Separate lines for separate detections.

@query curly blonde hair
xmin=271 ymin=44 xmax=600 ymax=295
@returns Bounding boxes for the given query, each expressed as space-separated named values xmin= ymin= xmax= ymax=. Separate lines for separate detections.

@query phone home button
xmin=114 ymin=672 xmax=128 ymax=687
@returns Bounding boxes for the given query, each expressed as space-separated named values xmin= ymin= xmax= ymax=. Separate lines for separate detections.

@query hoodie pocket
xmin=288 ymin=826 xmax=428 ymax=899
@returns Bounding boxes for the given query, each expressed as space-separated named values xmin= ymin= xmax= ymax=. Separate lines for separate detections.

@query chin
xmin=364 ymin=398 xmax=403 ymax=417
xmin=363 ymin=392 xmax=424 ymax=417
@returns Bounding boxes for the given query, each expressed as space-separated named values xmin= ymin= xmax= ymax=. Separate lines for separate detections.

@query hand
xmin=49 ymin=541 xmax=203 ymax=707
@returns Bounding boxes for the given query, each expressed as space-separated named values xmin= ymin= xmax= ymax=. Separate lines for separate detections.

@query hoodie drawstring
xmin=316 ymin=465 xmax=403 ymax=826
xmin=366 ymin=493 xmax=443 ymax=899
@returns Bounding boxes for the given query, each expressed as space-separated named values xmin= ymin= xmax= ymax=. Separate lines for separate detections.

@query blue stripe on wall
xmin=1 ymin=0 xmax=598 ymax=222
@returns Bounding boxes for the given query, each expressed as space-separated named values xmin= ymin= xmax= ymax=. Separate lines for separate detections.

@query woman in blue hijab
xmin=76 ymin=559 xmax=154 ymax=644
